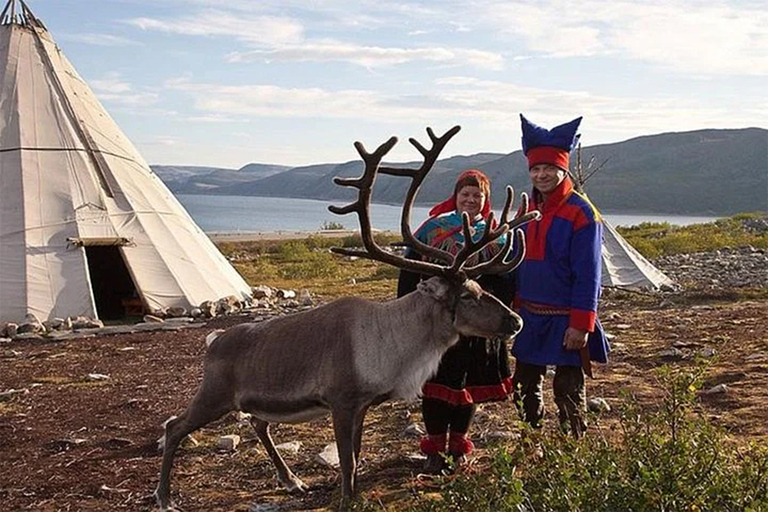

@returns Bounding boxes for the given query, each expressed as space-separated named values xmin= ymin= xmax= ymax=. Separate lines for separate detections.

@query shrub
xmin=618 ymin=213 xmax=768 ymax=258
xmin=415 ymin=364 xmax=768 ymax=512
xmin=322 ymin=220 xmax=346 ymax=230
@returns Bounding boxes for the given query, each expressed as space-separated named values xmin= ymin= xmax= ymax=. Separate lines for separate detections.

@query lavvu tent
xmin=572 ymin=149 xmax=676 ymax=291
xmin=0 ymin=0 xmax=252 ymax=323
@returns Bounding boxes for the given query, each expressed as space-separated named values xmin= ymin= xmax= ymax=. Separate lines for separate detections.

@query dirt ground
xmin=1 ymin=291 xmax=767 ymax=511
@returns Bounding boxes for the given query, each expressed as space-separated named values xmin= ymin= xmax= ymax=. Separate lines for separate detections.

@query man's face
xmin=529 ymin=164 xmax=566 ymax=197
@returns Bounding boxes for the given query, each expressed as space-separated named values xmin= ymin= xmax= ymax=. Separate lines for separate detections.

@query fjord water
xmin=176 ymin=195 xmax=720 ymax=234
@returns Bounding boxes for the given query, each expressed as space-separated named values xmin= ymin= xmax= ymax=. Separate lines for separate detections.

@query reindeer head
xmin=417 ymin=276 xmax=523 ymax=340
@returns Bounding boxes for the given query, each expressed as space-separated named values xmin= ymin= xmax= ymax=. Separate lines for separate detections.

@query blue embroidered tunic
xmin=512 ymin=177 xmax=610 ymax=367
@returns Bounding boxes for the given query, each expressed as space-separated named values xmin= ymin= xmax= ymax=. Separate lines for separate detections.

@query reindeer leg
xmin=250 ymin=417 xmax=307 ymax=493
xmin=352 ymin=405 xmax=369 ymax=479
xmin=155 ymin=396 xmax=231 ymax=511
xmin=331 ymin=405 xmax=366 ymax=509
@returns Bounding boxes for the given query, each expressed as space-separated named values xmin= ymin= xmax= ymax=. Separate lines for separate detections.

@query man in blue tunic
xmin=511 ymin=114 xmax=609 ymax=437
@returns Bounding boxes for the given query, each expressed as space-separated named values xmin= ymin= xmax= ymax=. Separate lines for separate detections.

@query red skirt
xmin=422 ymin=335 xmax=512 ymax=406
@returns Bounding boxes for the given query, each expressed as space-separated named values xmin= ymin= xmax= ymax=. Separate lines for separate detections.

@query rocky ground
xmin=0 ymin=248 xmax=766 ymax=511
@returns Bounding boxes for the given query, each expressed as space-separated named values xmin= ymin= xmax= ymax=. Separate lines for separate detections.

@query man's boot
xmin=553 ymin=365 xmax=587 ymax=438
xmin=512 ymin=362 xmax=546 ymax=428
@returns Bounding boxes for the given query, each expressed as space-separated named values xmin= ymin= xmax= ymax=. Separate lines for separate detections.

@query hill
xmin=154 ymin=128 xmax=767 ymax=215
xmin=151 ymin=163 xmax=290 ymax=194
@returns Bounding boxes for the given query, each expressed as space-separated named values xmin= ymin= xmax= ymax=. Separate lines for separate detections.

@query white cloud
xmin=481 ymin=0 xmax=768 ymax=75
xmin=89 ymin=73 xmax=160 ymax=106
xmin=164 ymin=76 xmax=761 ymax=139
xmin=227 ymin=41 xmax=504 ymax=69
xmin=148 ymin=135 xmax=185 ymax=147
xmin=127 ymin=10 xmax=304 ymax=46
xmin=59 ymin=33 xmax=143 ymax=47
xmin=126 ymin=5 xmax=504 ymax=70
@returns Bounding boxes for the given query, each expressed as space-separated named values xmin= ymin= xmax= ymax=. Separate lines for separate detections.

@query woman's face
xmin=455 ymin=185 xmax=486 ymax=218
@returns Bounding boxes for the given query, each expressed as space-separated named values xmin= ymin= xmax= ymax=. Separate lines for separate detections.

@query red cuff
xmin=570 ymin=308 xmax=596 ymax=332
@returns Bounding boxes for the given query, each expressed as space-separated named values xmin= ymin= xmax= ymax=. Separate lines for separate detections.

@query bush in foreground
xmin=404 ymin=365 xmax=768 ymax=512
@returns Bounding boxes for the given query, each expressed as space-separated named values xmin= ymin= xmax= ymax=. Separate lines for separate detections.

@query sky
xmin=15 ymin=0 xmax=768 ymax=169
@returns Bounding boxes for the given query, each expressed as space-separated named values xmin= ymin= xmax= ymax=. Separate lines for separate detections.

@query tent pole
xmin=1 ymin=0 xmax=13 ymax=25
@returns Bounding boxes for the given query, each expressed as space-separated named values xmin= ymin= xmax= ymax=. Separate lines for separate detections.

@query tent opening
xmin=84 ymin=246 xmax=143 ymax=319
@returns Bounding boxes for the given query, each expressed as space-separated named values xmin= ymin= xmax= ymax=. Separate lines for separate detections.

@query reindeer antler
xmin=328 ymin=126 xmax=539 ymax=280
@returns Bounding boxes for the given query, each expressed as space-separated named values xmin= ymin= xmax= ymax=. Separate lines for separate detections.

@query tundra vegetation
xmin=213 ymin=212 xmax=768 ymax=511
xmin=220 ymin=212 xmax=768 ymax=301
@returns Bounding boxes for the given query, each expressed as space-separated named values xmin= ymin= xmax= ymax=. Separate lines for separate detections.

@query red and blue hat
xmin=520 ymin=114 xmax=582 ymax=171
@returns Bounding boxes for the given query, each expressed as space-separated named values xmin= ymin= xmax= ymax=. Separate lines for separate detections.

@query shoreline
xmin=208 ymin=229 xmax=397 ymax=242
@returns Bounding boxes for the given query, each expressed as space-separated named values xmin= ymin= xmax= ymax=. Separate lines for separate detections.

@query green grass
xmin=618 ymin=212 xmax=768 ymax=259
xmin=221 ymin=232 xmax=402 ymax=300
xmin=217 ymin=213 xmax=767 ymax=300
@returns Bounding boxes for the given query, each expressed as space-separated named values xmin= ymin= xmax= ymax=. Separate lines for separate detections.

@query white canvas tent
xmin=600 ymin=219 xmax=675 ymax=290
xmin=0 ymin=1 xmax=251 ymax=323
xmin=572 ymin=148 xmax=675 ymax=291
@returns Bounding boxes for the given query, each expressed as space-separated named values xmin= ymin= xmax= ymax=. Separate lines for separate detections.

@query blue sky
xmin=21 ymin=0 xmax=768 ymax=168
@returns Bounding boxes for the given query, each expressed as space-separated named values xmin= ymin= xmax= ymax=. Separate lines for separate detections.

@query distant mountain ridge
xmin=151 ymin=128 xmax=768 ymax=216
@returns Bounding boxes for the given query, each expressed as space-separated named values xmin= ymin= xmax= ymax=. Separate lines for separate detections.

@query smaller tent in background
xmin=0 ymin=0 xmax=252 ymax=323
xmin=600 ymin=220 xmax=675 ymax=290
xmin=572 ymin=147 xmax=676 ymax=292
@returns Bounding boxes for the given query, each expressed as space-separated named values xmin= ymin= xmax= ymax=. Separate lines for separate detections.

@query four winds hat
xmin=520 ymin=114 xmax=582 ymax=171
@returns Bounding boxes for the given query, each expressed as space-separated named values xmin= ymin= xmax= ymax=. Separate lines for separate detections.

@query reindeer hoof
xmin=152 ymin=489 xmax=181 ymax=511
xmin=282 ymin=476 xmax=308 ymax=494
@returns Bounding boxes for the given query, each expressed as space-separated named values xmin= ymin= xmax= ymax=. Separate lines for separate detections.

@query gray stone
xmin=17 ymin=321 xmax=44 ymax=335
xmin=484 ymin=430 xmax=519 ymax=442
xmin=199 ymin=300 xmax=217 ymax=318
xmin=402 ymin=422 xmax=425 ymax=438
xmin=166 ymin=306 xmax=187 ymax=318
xmin=218 ymin=434 xmax=241 ymax=451
xmin=299 ymin=289 xmax=313 ymax=306
xmin=5 ymin=323 xmax=18 ymax=337
xmin=46 ymin=332 xmax=96 ymax=341
xmin=217 ymin=295 xmax=241 ymax=315
xmin=658 ymin=347 xmax=684 ymax=359
xmin=702 ymin=383 xmax=728 ymax=395
xmin=71 ymin=317 xmax=103 ymax=329
xmin=0 ymin=388 xmax=28 ymax=401
xmin=315 ymin=443 xmax=340 ymax=468
xmin=277 ymin=289 xmax=296 ymax=300
xmin=588 ymin=397 xmax=611 ymax=413
xmin=13 ymin=332 xmax=44 ymax=340
xmin=275 ymin=441 xmax=302 ymax=455
xmin=251 ymin=285 xmax=274 ymax=299
xmin=698 ymin=347 xmax=717 ymax=358
xmin=164 ymin=317 xmax=195 ymax=324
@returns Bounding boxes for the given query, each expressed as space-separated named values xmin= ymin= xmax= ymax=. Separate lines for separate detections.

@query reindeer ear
xmin=417 ymin=277 xmax=451 ymax=301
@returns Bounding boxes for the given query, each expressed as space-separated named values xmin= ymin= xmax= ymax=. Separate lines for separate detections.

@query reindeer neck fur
xmin=351 ymin=284 xmax=460 ymax=400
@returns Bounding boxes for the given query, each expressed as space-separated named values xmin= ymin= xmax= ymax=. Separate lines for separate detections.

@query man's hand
xmin=563 ymin=327 xmax=588 ymax=350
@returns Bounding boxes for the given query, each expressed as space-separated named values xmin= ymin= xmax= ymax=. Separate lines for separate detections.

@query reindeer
xmin=154 ymin=126 xmax=540 ymax=511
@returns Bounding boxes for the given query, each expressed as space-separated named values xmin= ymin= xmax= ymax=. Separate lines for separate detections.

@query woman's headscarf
xmin=427 ymin=169 xmax=492 ymax=220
